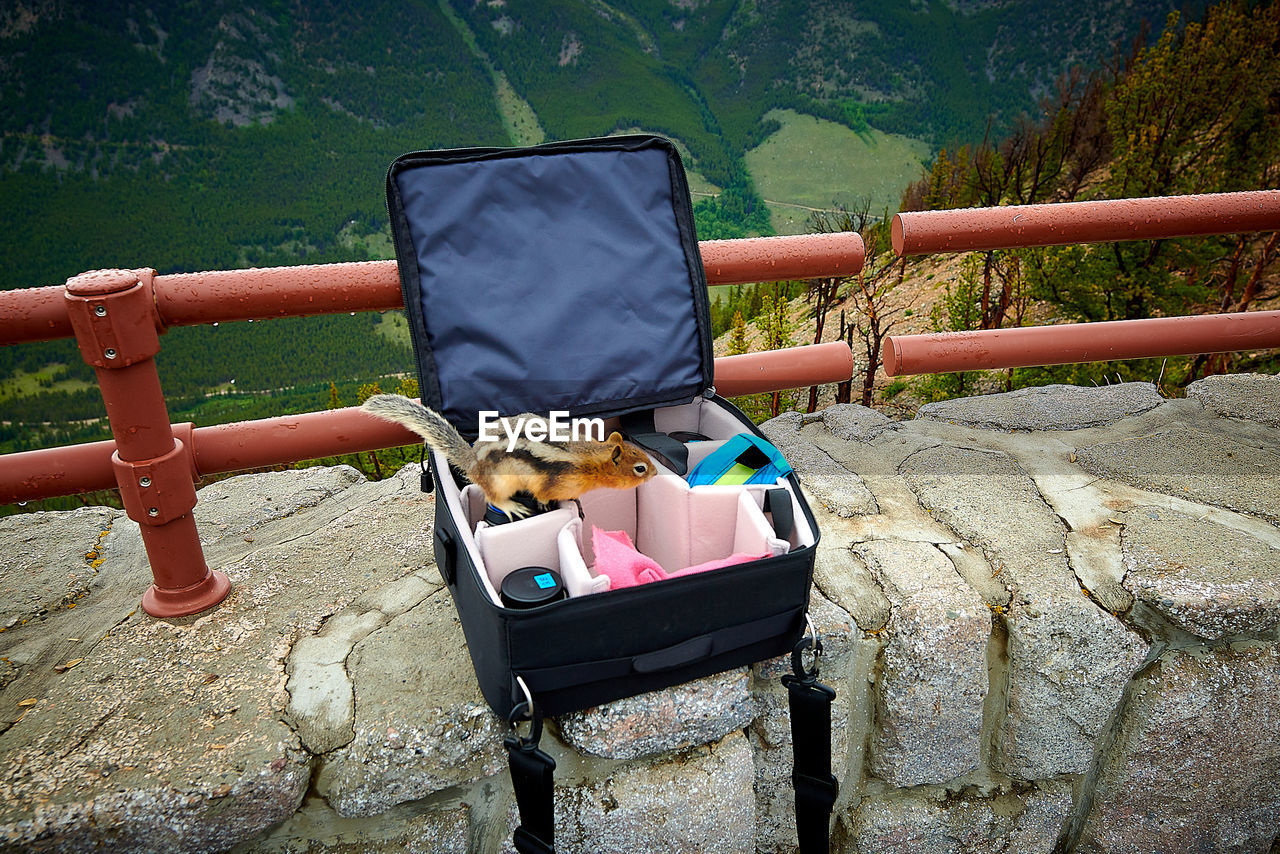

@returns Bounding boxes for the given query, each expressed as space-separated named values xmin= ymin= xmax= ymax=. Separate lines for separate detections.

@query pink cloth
xmin=591 ymin=527 xmax=766 ymax=590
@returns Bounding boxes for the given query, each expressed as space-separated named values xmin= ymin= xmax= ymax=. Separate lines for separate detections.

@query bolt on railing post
xmin=63 ymin=269 xmax=230 ymax=618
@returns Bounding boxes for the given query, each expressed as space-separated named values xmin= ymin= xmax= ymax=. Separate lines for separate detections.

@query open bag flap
xmin=387 ymin=135 xmax=714 ymax=435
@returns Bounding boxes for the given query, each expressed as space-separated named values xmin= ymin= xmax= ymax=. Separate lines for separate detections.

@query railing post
xmin=64 ymin=269 xmax=230 ymax=618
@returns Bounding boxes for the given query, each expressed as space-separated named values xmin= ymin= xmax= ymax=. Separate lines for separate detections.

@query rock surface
xmin=916 ymin=382 xmax=1164 ymax=431
xmin=1185 ymin=371 xmax=1280 ymax=428
xmin=1074 ymin=644 xmax=1280 ymax=853
xmin=1075 ymin=424 xmax=1280 ymax=524
xmin=508 ymin=732 xmax=757 ymax=854
xmin=847 ymin=781 xmax=1075 ymax=854
xmin=1121 ymin=506 xmax=1280 ymax=639
xmin=860 ymin=538 xmax=990 ymax=786
xmin=899 ymin=443 xmax=1149 ymax=779
xmin=2 ymin=378 xmax=1279 ymax=853
xmin=557 ymin=668 xmax=754 ymax=761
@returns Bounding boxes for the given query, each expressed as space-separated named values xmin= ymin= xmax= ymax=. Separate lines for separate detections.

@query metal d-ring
xmin=507 ymin=676 xmax=543 ymax=749
xmin=790 ymin=612 xmax=823 ymax=683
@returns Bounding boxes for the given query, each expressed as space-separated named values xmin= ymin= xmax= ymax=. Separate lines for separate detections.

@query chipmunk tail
xmin=361 ymin=394 xmax=478 ymax=471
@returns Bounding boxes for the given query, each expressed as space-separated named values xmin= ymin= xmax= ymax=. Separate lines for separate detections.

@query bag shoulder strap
xmin=505 ymin=698 xmax=557 ymax=854
xmin=504 ymin=622 xmax=837 ymax=853
xmin=782 ymin=630 xmax=839 ymax=853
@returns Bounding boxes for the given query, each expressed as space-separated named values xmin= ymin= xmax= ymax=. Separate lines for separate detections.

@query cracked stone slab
xmin=195 ymin=465 xmax=364 ymax=545
xmin=236 ymin=795 xmax=470 ymax=853
xmin=820 ymin=404 xmax=898 ymax=443
xmin=1028 ymin=468 xmax=1137 ymax=616
xmin=1185 ymin=372 xmax=1280 ymax=429
xmin=901 ymin=445 xmax=1148 ymax=778
xmin=847 ymin=781 xmax=1074 ymax=854
xmin=0 ymin=464 xmax=439 ymax=852
xmin=1075 ymin=643 xmax=1280 ymax=854
xmin=901 ymin=445 xmax=1075 ymax=595
xmin=916 ymin=383 xmax=1164 ymax=431
xmin=504 ymin=731 xmax=756 ymax=854
xmin=1074 ymin=425 xmax=1280 ymax=525
xmin=760 ymin=415 xmax=878 ymax=517
xmin=315 ymin=588 xmax=507 ymax=818
xmin=859 ymin=539 xmax=990 ymax=787
xmin=1000 ymin=595 xmax=1147 ymax=779
xmin=557 ymin=668 xmax=753 ymax=761
xmin=1121 ymin=506 xmax=1280 ymax=639
xmin=286 ymin=569 xmax=441 ymax=756
xmin=938 ymin=541 xmax=1010 ymax=609
xmin=0 ymin=507 xmax=121 ymax=629
xmin=812 ymin=527 xmax=891 ymax=633
xmin=0 ymin=506 xmax=143 ymax=724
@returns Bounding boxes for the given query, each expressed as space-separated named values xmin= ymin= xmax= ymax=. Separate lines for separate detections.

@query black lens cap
xmin=500 ymin=567 xmax=566 ymax=609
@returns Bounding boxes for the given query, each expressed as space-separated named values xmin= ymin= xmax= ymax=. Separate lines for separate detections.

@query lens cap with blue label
xmin=500 ymin=567 xmax=567 ymax=609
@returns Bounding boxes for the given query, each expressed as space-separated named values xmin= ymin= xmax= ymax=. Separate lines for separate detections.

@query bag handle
xmin=763 ymin=487 xmax=795 ymax=543
xmin=515 ymin=610 xmax=797 ymax=693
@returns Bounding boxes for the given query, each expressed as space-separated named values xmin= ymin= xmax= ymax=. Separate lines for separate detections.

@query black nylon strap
xmin=505 ymin=736 xmax=556 ymax=854
xmin=620 ymin=410 xmax=689 ymax=475
xmin=763 ymin=487 xmax=794 ymax=543
xmin=783 ymin=667 xmax=838 ymax=853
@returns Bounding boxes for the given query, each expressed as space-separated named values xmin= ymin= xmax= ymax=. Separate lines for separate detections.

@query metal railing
xmin=0 ymin=233 xmax=862 ymax=616
xmin=883 ymin=190 xmax=1280 ymax=374
xmin=1 ymin=190 xmax=1277 ymax=618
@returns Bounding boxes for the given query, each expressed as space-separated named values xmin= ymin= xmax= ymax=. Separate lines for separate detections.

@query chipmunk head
xmin=605 ymin=431 xmax=656 ymax=485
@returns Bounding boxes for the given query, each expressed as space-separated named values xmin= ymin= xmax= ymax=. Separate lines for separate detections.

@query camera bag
xmin=385 ymin=134 xmax=836 ymax=853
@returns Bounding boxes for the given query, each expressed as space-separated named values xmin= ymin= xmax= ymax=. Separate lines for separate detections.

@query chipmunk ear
xmin=606 ymin=432 xmax=624 ymax=464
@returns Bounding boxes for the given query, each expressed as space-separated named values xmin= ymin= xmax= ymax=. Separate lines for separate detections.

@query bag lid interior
xmin=389 ymin=136 xmax=712 ymax=434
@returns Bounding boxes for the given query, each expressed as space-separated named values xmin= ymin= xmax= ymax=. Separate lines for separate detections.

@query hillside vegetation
xmin=800 ymin=0 xmax=1280 ymax=409
xmin=0 ymin=0 xmax=1224 ymax=473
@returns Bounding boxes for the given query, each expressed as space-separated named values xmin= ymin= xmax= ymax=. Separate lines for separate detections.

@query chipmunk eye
xmin=633 ymin=463 xmax=648 ymax=476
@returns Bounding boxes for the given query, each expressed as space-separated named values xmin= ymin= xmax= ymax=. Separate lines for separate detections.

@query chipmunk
xmin=361 ymin=394 xmax=655 ymax=519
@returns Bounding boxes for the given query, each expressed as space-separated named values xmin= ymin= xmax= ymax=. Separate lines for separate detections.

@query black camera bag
xmin=385 ymin=135 xmax=835 ymax=853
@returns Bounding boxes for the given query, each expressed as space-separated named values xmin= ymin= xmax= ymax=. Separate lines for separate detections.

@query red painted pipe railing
xmin=4 ymin=191 xmax=1277 ymax=618
xmin=2 ymin=412 xmax=416 ymax=505
xmin=0 ymin=234 xmax=866 ymax=347
xmin=1 ymin=342 xmax=852 ymax=506
xmin=891 ymin=190 xmax=1280 ymax=255
xmin=884 ymin=310 xmax=1280 ymax=376
xmin=0 ymin=234 xmax=864 ymax=617
xmin=715 ymin=342 xmax=853 ymax=397
xmin=885 ymin=191 xmax=1280 ymax=376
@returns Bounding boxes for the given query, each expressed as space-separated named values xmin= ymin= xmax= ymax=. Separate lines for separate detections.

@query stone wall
xmin=1 ymin=375 xmax=1277 ymax=853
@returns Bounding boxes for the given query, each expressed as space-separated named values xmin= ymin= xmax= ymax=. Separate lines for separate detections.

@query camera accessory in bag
xmin=500 ymin=567 xmax=568 ymax=609
xmin=685 ymin=433 xmax=794 ymax=486
xmin=483 ymin=491 xmax=547 ymax=526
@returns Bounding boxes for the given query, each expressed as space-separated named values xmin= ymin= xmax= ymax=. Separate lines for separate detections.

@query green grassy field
xmin=0 ymin=365 xmax=93 ymax=399
xmin=745 ymin=109 xmax=932 ymax=234
xmin=494 ymin=72 xmax=547 ymax=147
xmin=373 ymin=311 xmax=412 ymax=348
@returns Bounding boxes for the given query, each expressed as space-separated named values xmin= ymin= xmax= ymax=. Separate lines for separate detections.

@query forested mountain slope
xmin=0 ymin=0 xmax=1207 ymax=457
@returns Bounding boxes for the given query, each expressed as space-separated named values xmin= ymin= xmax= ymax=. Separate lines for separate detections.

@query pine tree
xmin=728 ymin=310 xmax=749 ymax=356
